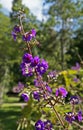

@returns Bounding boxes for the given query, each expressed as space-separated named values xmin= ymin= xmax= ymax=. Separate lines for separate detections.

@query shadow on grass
xmin=0 ymin=106 xmax=21 ymax=130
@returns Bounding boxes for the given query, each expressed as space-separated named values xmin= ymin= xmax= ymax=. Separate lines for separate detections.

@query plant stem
xmin=72 ymin=103 xmax=75 ymax=113
xmin=19 ymin=15 xmax=25 ymax=35
xmin=27 ymin=42 xmax=32 ymax=55
xmin=52 ymin=105 xmax=65 ymax=129
xmin=73 ymin=121 xmax=83 ymax=129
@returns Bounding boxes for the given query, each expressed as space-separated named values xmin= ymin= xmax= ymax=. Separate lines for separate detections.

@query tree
xmin=0 ymin=8 xmax=13 ymax=103
xmin=67 ymin=25 xmax=83 ymax=66
xmin=42 ymin=0 xmax=83 ymax=69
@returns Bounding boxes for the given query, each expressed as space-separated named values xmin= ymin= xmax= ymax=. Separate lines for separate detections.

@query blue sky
xmin=0 ymin=0 xmax=43 ymax=20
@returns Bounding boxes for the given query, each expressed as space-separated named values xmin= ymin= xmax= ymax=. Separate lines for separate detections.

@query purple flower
xmin=22 ymin=32 xmax=32 ymax=42
xmin=47 ymin=70 xmax=57 ymax=79
xmin=31 ymin=29 xmax=36 ymax=37
xmin=71 ymin=62 xmax=80 ymax=70
xmin=33 ymin=91 xmax=40 ymax=101
xmin=12 ymin=86 xmax=20 ymax=93
xmin=12 ymin=82 xmax=24 ymax=93
xmin=18 ymin=82 xmax=24 ymax=90
xmin=21 ymin=93 xmax=29 ymax=102
xmin=22 ymin=29 xmax=36 ymax=42
xmin=75 ymin=111 xmax=82 ymax=122
xmin=34 ymin=78 xmax=43 ymax=87
xmin=55 ymin=87 xmax=68 ymax=98
xmin=44 ymin=120 xmax=52 ymax=130
xmin=20 ymin=62 xmax=33 ymax=77
xmin=46 ymin=85 xmax=52 ymax=93
xmin=31 ymin=56 xmax=40 ymax=67
xmin=11 ymin=31 xmax=17 ymax=41
xmin=12 ymin=25 xmax=21 ymax=40
xmin=35 ymin=120 xmax=44 ymax=130
xmin=70 ymin=95 xmax=79 ymax=105
xmin=65 ymin=112 xmax=75 ymax=123
xmin=35 ymin=120 xmax=53 ymax=130
xmin=34 ymin=79 xmax=40 ymax=87
xmin=73 ymin=77 xmax=79 ymax=82
xmin=22 ymin=53 xmax=33 ymax=63
xmin=37 ymin=59 xmax=48 ymax=75
xmin=13 ymin=25 xmax=21 ymax=33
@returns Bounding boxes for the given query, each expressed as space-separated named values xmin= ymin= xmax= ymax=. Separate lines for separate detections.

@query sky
xmin=0 ymin=0 xmax=43 ymax=20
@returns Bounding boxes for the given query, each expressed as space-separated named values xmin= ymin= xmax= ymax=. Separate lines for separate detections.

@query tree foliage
xmin=41 ymin=0 xmax=83 ymax=69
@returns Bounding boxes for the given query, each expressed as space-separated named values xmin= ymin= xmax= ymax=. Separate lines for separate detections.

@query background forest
xmin=0 ymin=0 xmax=83 ymax=130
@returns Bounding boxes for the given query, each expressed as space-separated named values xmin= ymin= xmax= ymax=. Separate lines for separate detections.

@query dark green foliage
xmin=67 ymin=26 xmax=83 ymax=66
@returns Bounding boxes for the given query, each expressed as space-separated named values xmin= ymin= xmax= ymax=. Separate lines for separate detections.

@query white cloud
xmin=23 ymin=0 xmax=42 ymax=10
xmin=0 ymin=0 xmax=43 ymax=20
xmin=0 ymin=0 xmax=13 ymax=11
xmin=23 ymin=0 xmax=42 ymax=20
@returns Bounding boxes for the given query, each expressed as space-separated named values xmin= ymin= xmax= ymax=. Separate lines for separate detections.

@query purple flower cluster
xmin=12 ymin=25 xmax=21 ymax=40
xmin=47 ymin=70 xmax=58 ymax=82
xmin=20 ymin=62 xmax=33 ymax=76
xmin=12 ymin=25 xmax=36 ymax=42
xmin=65 ymin=112 xmax=75 ymax=123
xmin=33 ymin=78 xmax=52 ymax=100
xmin=65 ymin=111 xmax=82 ymax=123
xmin=35 ymin=120 xmax=52 ymax=130
xmin=55 ymin=87 xmax=68 ymax=98
xmin=20 ymin=53 xmax=48 ymax=76
xmin=22 ymin=29 xmax=36 ymax=42
xmin=65 ymin=95 xmax=82 ymax=123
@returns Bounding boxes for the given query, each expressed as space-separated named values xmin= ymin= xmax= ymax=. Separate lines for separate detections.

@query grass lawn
xmin=0 ymin=96 xmax=23 ymax=130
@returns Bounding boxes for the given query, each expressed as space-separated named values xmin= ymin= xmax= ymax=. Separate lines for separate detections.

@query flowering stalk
xmin=18 ymin=12 xmax=66 ymax=129
xmin=19 ymin=13 xmax=32 ymax=54
xmin=12 ymin=10 xmax=83 ymax=130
